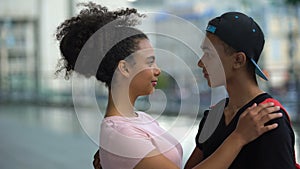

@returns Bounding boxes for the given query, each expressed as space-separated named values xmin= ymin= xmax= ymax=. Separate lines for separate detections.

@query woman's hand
xmin=233 ymin=102 xmax=282 ymax=146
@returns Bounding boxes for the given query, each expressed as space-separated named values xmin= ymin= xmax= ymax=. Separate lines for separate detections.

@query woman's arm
xmin=93 ymin=102 xmax=281 ymax=169
xmin=191 ymin=102 xmax=281 ymax=169
xmin=135 ymin=102 xmax=282 ymax=169
xmin=134 ymin=149 xmax=180 ymax=169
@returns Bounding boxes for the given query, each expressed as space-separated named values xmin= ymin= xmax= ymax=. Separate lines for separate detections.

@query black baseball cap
xmin=206 ymin=12 xmax=268 ymax=81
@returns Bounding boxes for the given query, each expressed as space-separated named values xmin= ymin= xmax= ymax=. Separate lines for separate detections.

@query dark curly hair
xmin=55 ymin=2 xmax=148 ymax=87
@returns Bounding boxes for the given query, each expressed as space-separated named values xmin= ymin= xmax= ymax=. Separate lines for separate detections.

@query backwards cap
xmin=206 ymin=12 xmax=268 ymax=81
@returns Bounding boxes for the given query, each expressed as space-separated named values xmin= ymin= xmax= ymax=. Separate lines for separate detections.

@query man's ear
xmin=233 ymin=52 xmax=247 ymax=69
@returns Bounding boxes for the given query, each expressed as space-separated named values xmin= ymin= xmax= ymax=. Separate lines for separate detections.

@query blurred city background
xmin=1 ymin=0 xmax=300 ymax=168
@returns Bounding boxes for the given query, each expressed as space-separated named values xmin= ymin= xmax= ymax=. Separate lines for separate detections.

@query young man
xmin=185 ymin=12 xmax=298 ymax=169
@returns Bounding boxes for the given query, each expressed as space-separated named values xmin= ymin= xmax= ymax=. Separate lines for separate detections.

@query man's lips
xmin=202 ymin=70 xmax=209 ymax=78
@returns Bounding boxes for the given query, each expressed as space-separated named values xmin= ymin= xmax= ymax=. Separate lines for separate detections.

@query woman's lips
xmin=151 ymin=81 xmax=157 ymax=87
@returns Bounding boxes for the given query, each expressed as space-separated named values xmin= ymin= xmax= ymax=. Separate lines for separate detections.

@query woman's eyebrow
xmin=146 ymin=56 xmax=155 ymax=61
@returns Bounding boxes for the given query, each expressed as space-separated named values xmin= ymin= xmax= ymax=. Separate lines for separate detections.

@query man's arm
xmin=184 ymin=147 xmax=204 ymax=169
xmin=93 ymin=150 xmax=102 ymax=169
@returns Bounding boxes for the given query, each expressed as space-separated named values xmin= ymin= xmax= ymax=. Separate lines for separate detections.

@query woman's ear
xmin=117 ymin=60 xmax=130 ymax=77
xmin=233 ymin=52 xmax=247 ymax=69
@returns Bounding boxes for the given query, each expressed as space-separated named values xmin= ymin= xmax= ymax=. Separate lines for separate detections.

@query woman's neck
xmin=105 ymin=89 xmax=137 ymax=118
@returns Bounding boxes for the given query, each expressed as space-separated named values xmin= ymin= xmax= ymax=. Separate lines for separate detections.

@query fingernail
xmin=275 ymin=106 xmax=280 ymax=109
xmin=270 ymin=102 xmax=275 ymax=106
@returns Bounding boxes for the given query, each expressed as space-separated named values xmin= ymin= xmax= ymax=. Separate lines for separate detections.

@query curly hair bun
xmin=55 ymin=2 xmax=146 ymax=87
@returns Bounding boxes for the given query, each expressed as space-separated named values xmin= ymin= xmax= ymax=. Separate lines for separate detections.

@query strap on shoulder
xmin=260 ymin=98 xmax=290 ymax=121
xmin=261 ymin=98 xmax=300 ymax=168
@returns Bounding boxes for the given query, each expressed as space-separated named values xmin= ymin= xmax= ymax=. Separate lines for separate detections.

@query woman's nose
xmin=153 ymin=65 xmax=161 ymax=76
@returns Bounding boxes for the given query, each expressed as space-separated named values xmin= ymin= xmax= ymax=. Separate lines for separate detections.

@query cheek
xmin=131 ymin=69 xmax=152 ymax=83
xmin=203 ymin=57 xmax=219 ymax=72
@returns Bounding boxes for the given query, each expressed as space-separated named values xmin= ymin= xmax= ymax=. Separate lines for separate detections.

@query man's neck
xmin=224 ymin=77 xmax=264 ymax=125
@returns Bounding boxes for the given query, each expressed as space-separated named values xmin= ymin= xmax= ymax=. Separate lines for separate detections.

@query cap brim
xmin=250 ymin=58 xmax=268 ymax=81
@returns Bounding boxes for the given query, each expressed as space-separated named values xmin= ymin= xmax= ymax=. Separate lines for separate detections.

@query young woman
xmin=55 ymin=3 xmax=282 ymax=169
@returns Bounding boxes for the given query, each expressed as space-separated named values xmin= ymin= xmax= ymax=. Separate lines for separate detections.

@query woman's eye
xmin=146 ymin=56 xmax=156 ymax=67
xmin=148 ymin=61 xmax=154 ymax=66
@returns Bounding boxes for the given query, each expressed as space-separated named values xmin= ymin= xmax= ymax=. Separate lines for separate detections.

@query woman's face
xmin=129 ymin=39 xmax=161 ymax=97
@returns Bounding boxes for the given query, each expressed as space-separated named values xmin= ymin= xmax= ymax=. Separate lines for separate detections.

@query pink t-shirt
xmin=99 ymin=111 xmax=183 ymax=169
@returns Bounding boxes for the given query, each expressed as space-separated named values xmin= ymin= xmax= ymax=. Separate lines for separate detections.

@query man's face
xmin=198 ymin=33 xmax=229 ymax=88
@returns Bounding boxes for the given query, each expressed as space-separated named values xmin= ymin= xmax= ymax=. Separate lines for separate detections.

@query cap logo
xmin=206 ymin=25 xmax=216 ymax=33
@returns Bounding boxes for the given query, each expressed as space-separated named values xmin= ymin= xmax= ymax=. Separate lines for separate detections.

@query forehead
xmin=129 ymin=38 xmax=154 ymax=61
xmin=137 ymin=39 xmax=152 ymax=50
xmin=201 ymin=33 xmax=223 ymax=51
xmin=135 ymin=39 xmax=154 ymax=55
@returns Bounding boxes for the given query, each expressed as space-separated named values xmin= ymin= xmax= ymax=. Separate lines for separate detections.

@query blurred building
xmin=0 ymin=0 xmax=39 ymax=102
xmin=0 ymin=0 xmax=130 ymax=105
xmin=0 ymin=0 xmax=299 ymax=116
